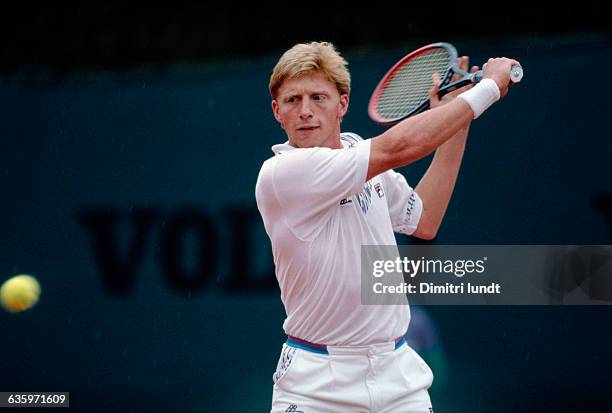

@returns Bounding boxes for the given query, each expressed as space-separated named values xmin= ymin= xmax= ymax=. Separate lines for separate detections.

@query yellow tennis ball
xmin=0 ymin=274 xmax=41 ymax=313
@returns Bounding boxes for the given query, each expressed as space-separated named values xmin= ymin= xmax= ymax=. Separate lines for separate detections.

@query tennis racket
xmin=368 ymin=42 xmax=523 ymax=126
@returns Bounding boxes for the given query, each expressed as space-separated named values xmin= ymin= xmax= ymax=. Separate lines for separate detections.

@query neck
xmin=326 ymin=135 xmax=343 ymax=149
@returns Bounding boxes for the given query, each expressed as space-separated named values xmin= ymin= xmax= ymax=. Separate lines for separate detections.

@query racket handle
xmin=471 ymin=64 xmax=524 ymax=84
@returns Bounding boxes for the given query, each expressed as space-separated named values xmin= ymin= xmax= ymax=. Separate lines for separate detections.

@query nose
xmin=299 ymin=98 xmax=313 ymax=119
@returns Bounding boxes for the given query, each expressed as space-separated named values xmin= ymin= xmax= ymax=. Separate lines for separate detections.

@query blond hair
xmin=269 ymin=41 xmax=351 ymax=99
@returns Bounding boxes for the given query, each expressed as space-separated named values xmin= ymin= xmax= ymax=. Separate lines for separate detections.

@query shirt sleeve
xmin=271 ymin=139 xmax=371 ymax=240
xmin=381 ymin=170 xmax=423 ymax=235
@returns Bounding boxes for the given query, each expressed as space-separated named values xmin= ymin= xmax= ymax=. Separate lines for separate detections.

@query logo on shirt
xmin=340 ymin=198 xmax=353 ymax=206
xmin=356 ymin=181 xmax=373 ymax=215
xmin=374 ymin=183 xmax=385 ymax=198
xmin=406 ymin=191 xmax=416 ymax=220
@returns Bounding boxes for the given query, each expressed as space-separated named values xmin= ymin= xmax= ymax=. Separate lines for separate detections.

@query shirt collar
xmin=271 ymin=135 xmax=354 ymax=155
xmin=271 ymin=141 xmax=295 ymax=155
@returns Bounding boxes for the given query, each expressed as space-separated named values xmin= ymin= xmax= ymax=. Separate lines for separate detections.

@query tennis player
xmin=256 ymin=41 xmax=519 ymax=413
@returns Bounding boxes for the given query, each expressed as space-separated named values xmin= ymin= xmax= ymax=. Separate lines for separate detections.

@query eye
xmin=313 ymin=94 xmax=325 ymax=101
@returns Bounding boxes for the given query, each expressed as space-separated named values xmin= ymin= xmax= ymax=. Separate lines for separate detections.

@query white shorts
xmin=270 ymin=338 xmax=434 ymax=413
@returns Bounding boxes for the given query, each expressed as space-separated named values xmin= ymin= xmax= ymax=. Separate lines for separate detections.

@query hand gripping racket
xmin=368 ymin=42 xmax=523 ymax=126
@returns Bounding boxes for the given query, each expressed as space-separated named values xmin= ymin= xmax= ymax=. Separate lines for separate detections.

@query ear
xmin=338 ymin=94 xmax=349 ymax=119
xmin=271 ymin=100 xmax=283 ymax=126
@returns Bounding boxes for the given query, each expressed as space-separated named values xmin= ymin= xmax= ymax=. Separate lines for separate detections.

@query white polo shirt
xmin=255 ymin=133 xmax=423 ymax=346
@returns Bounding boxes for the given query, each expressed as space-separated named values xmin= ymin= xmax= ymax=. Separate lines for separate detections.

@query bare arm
xmin=412 ymin=124 xmax=469 ymax=239
xmin=366 ymin=98 xmax=472 ymax=181
xmin=410 ymin=58 xmax=477 ymax=239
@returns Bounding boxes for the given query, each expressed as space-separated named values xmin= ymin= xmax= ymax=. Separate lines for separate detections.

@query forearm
xmin=368 ymin=98 xmax=473 ymax=180
xmin=413 ymin=124 xmax=470 ymax=239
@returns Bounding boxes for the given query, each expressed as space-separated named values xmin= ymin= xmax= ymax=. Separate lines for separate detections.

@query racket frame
xmin=368 ymin=42 xmax=477 ymax=126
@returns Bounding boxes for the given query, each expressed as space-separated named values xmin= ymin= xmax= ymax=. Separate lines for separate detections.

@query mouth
xmin=297 ymin=125 xmax=319 ymax=132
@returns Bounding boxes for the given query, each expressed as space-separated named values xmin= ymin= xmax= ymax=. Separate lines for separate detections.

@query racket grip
xmin=472 ymin=64 xmax=524 ymax=84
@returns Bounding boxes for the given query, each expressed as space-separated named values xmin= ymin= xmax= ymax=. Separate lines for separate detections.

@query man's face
xmin=272 ymin=72 xmax=348 ymax=149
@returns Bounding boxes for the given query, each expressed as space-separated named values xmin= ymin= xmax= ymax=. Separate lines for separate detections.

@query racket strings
xmin=376 ymin=49 xmax=451 ymax=121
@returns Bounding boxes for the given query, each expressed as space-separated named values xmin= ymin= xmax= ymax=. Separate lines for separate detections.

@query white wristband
xmin=457 ymin=78 xmax=501 ymax=119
